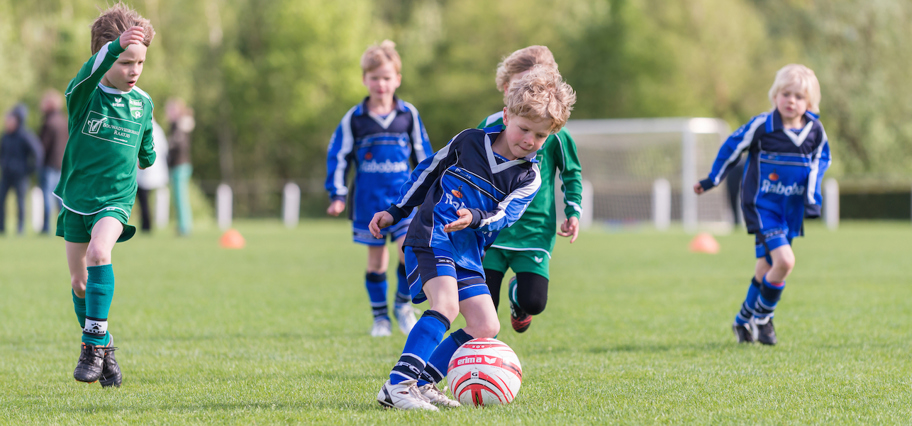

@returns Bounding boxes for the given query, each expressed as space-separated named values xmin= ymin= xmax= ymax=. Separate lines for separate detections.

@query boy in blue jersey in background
xmin=370 ymin=66 xmax=576 ymax=410
xmin=695 ymin=64 xmax=831 ymax=345
xmin=325 ymin=40 xmax=433 ymax=337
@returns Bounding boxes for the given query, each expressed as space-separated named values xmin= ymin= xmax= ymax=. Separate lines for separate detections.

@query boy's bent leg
xmin=66 ymin=242 xmax=89 ymax=328
xmin=83 ymin=217 xmax=123 ymax=346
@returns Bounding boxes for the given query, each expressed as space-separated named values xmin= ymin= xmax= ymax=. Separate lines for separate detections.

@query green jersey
xmin=55 ymin=38 xmax=156 ymax=218
xmin=478 ymin=111 xmax=583 ymax=255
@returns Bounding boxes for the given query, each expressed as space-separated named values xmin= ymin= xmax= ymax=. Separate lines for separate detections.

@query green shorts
xmin=482 ymin=247 xmax=551 ymax=279
xmin=56 ymin=208 xmax=136 ymax=243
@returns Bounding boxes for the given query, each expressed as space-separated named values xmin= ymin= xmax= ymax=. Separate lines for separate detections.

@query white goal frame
xmin=563 ymin=117 xmax=732 ymax=232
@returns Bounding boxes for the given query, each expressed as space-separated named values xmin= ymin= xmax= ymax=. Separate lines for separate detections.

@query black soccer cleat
xmin=732 ymin=322 xmax=756 ymax=344
xmin=754 ymin=318 xmax=777 ymax=345
xmin=74 ymin=343 xmax=105 ymax=383
xmin=99 ymin=335 xmax=122 ymax=388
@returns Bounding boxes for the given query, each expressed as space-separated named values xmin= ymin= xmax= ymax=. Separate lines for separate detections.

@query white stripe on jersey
xmin=403 ymin=101 xmax=428 ymax=162
xmin=479 ymin=163 xmax=541 ymax=228
xmin=713 ymin=114 xmax=766 ymax=186
xmin=66 ymin=42 xmax=111 ymax=98
xmin=330 ymin=107 xmax=357 ymax=196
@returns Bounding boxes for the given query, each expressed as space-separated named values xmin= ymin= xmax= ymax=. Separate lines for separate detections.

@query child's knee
xmin=85 ymin=245 xmax=112 ymax=266
xmin=71 ymin=277 xmax=86 ymax=296
xmin=474 ymin=318 xmax=500 ymax=338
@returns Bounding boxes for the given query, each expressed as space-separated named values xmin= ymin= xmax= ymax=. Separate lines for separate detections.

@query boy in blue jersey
xmin=695 ymin=64 xmax=831 ymax=345
xmin=325 ymin=41 xmax=433 ymax=337
xmin=371 ymin=66 xmax=576 ymax=410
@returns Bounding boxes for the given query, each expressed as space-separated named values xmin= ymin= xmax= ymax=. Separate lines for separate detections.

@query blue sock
xmin=394 ymin=263 xmax=410 ymax=305
xmin=754 ymin=275 xmax=785 ymax=318
xmin=734 ymin=277 xmax=761 ymax=325
xmin=419 ymin=329 xmax=473 ymax=386
xmin=390 ymin=310 xmax=450 ymax=385
xmin=83 ymin=264 xmax=115 ymax=346
xmin=365 ymin=272 xmax=388 ymax=320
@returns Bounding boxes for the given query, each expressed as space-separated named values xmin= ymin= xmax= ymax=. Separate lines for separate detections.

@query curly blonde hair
xmin=495 ymin=46 xmax=558 ymax=93
xmin=768 ymin=64 xmax=821 ymax=114
xmin=360 ymin=40 xmax=401 ymax=74
xmin=505 ymin=65 xmax=576 ymax=133
xmin=90 ymin=2 xmax=155 ymax=54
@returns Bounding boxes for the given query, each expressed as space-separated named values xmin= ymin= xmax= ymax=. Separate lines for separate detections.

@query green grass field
xmin=2 ymin=220 xmax=910 ymax=424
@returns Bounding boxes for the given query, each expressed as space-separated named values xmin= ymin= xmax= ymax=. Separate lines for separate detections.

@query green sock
xmin=83 ymin=264 xmax=115 ymax=346
xmin=72 ymin=289 xmax=86 ymax=329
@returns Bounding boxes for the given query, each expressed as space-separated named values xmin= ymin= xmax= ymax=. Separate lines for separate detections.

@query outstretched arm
xmin=65 ymin=27 xmax=145 ymax=113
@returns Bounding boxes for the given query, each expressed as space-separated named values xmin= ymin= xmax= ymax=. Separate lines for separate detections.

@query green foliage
xmin=0 ymin=0 xmax=909 ymax=194
xmin=1 ymin=220 xmax=911 ymax=423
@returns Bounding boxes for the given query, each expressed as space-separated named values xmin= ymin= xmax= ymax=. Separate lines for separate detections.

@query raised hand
xmin=119 ymin=26 xmax=146 ymax=49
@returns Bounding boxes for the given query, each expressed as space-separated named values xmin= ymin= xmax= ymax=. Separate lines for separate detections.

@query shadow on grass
xmin=54 ymin=400 xmax=384 ymax=415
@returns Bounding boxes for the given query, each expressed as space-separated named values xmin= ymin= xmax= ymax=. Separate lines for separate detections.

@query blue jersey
xmin=385 ymin=126 xmax=542 ymax=274
xmin=325 ymin=97 xmax=433 ymax=224
xmin=699 ymin=110 xmax=831 ymax=238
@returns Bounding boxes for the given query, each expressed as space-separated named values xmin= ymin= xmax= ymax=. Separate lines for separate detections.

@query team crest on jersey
xmin=131 ymin=108 xmax=143 ymax=119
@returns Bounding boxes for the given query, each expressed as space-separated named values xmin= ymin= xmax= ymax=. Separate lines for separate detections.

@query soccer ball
xmin=446 ymin=338 xmax=522 ymax=407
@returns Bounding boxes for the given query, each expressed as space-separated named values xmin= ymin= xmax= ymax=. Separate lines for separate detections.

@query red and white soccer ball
xmin=446 ymin=338 xmax=522 ymax=407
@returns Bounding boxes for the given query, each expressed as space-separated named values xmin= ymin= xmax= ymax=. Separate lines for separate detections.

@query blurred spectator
xmin=0 ymin=104 xmax=43 ymax=235
xmin=136 ymin=119 xmax=169 ymax=232
xmin=725 ymin=155 xmax=745 ymax=226
xmin=38 ymin=89 xmax=68 ymax=234
xmin=167 ymin=98 xmax=194 ymax=236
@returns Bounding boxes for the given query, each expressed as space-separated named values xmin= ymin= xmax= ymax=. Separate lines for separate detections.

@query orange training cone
xmin=689 ymin=232 xmax=719 ymax=254
xmin=220 ymin=228 xmax=246 ymax=249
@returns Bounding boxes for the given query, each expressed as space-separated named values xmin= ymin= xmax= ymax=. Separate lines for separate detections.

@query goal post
xmin=563 ymin=117 xmax=733 ymax=232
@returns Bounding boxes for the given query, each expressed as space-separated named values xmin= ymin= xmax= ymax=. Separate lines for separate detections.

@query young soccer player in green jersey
xmin=478 ymin=46 xmax=584 ymax=334
xmin=55 ymin=2 xmax=156 ymax=387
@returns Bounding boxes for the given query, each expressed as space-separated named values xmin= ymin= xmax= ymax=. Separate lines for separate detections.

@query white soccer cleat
xmin=394 ymin=304 xmax=419 ymax=335
xmin=377 ymin=380 xmax=439 ymax=411
xmin=418 ymin=383 xmax=461 ymax=408
xmin=371 ymin=318 xmax=392 ymax=337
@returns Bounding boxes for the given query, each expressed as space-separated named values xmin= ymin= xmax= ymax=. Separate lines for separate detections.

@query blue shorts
xmin=352 ymin=218 xmax=410 ymax=246
xmin=404 ymin=246 xmax=490 ymax=304
xmin=755 ymin=228 xmax=793 ymax=264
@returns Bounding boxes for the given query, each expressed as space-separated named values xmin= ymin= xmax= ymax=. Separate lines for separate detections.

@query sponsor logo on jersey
xmin=130 ymin=99 xmax=143 ymax=107
xmin=359 ymin=159 xmax=408 ymax=173
xmin=87 ymin=117 xmax=108 ymax=134
xmin=533 ymin=256 xmax=543 ymax=264
xmin=112 ymin=97 xmax=125 ymax=107
xmin=768 ymin=172 xmax=779 ymax=181
xmin=760 ymin=179 xmax=805 ymax=196
xmin=451 ymin=185 xmax=464 ymax=199
xmin=364 ymin=152 xmax=373 ymax=160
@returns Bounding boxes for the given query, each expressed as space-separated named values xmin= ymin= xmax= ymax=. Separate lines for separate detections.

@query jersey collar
xmin=97 ymin=83 xmax=133 ymax=95
xmin=766 ymin=109 xmax=818 ymax=147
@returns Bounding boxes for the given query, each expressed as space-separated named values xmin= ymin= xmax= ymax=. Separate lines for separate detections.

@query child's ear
xmin=501 ymin=107 xmax=509 ymax=126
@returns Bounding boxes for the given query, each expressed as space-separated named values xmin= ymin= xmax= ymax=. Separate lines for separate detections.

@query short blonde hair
xmin=360 ymin=40 xmax=401 ymax=74
xmin=495 ymin=45 xmax=558 ymax=93
xmin=505 ymin=65 xmax=576 ymax=134
xmin=768 ymin=64 xmax=821 ymax=114
xmin=90 ymin=2 xmax=155 ymax=55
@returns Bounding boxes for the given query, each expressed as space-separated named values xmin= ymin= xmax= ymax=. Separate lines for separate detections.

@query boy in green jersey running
xmin=479 ymin=46 xmax=584 ymax=334
xmin=55 ymin=2 xmax=156 ymax=387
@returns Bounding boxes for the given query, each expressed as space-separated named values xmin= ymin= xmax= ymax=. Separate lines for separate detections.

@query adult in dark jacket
xmin=0 ymin=104 xmax=44 ymax=234
xmin=39 ymin=90 xmax=68 ymax=234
